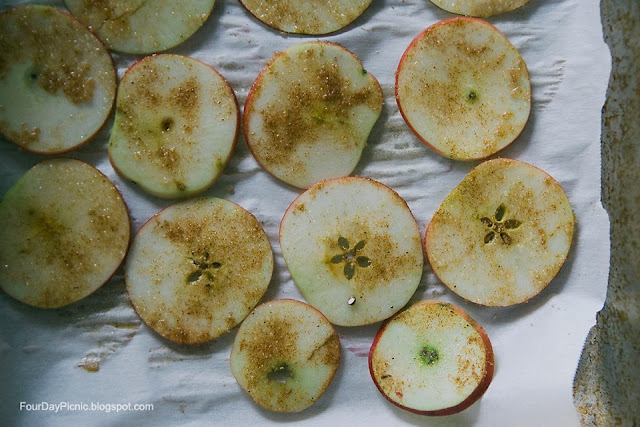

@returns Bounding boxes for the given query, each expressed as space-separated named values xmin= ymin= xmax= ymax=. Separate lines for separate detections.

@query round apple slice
xmin=108 ymin=54 xmax=239 ymax=198
xmin=0 ymin=159 xmax=130 ymax=309
xmin=429 ymin=0 xmax=530 ymax=17
xmin=369 ymin=301 xmax=494 ymax=415
xmin=126 ymin=197 xmax=273 ymax=344
xmin=425 ymin=159 xmax=575 ymax=306
xmin=239 ymin=0 xmax=372 ymax=35
xmin=244 ymin=41 xmax=383 ymax=189
xmin=64 ymin=0 xmax=215 ymax=54
xmin=0 ymin=5 xmax=116 ymax=154
xmin=396 ymin=18 xmax=531 ymax=160
xmin=230 ymin=299 xmax=341 ymax=412
xmin=279 ymin=177 xmax=424 ymax=326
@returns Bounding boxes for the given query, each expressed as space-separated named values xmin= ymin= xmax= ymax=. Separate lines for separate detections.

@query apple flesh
xmin=429 ymin=0 xmax=531 ymax=18
xmin=125 ymin=197 xmax=273 ymax=344
xmin=369 ymin=300 xmax=494 ymax=415
xmin=230 ymin=299 xmax=341 ymax=412
xmin=0 ymin=159 xmax=130 ymax=308
xmin=108 ymin=54 xmax=239 ymax=199
xmin=0 ymin=5 xmax=116 ymax=154
xmin=239 ymin=0 xmax=372 ymax=35
xmin=244 ymin=41 xmax=383 ymax=189
xmin=279 ymin=177 xmax=423 ymax=326
xmin=396 ymin=17 xmax=531 ymax=160
xmin=64 ymin=0 xmax=215 ymax=54
xmin=425 ymin=159 xmax=575 ymax=306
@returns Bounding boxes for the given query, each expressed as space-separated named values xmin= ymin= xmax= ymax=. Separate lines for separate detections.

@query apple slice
xmin=108 ymin=54 xmax=239 ymax=199
xmin=0 ymin=5 xmax=116 ymax=154
xmin=369 ymin=300 xmax=494 ymax=415
xmin=239 ymin=0 xmax=372 ymax=35
xmin=279 ymin=177 xmax=423 ymax=326
xmin=126 ymin=197 xmax=273 ymax=344
xmin=244 ymin=41 xmax=383 ymax=189
xmin=429 ymin=0 xmax=530 ymax=17
xmin=396 ymin=18 xmax=531 ymax=160
xmin=64 ymin=0 xmax=215 ymax=54
xmin=0 ymin=159 xmax=130 ymax=309
xmin=425 ymin=159 xmax=575 ymax=306
xmin=230 ymin=299 xmax=341 ymax=412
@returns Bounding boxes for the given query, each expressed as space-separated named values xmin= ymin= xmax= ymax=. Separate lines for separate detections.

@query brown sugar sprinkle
xmin=0 ymin=6 xmax=101 ymax=104
xmin=3 ymin=122 xmax=41 ymax=147
xmin=250 ymin=44 xmax=382 ymax=168
xmin=240 ymin=0 xmax=369 ymax=34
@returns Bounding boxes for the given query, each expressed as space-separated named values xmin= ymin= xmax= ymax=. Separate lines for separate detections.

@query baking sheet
xmin=0 ymin=0 xmax=611 ymax=425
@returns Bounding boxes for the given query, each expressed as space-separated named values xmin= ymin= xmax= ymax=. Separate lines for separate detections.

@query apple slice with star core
xmin=396 ymin=17 xmax=531 ymax=160
xmin=244 ymin=41 xmax=383 ymax=189
xmin=230 ymin=299 xmax=341 ymax=412
xmin=0 ymin=159 xmax=130 ymax=308
xmin=126 ymin=197 xmax=273 ymax=344
xmin=0 ymin=5 xmax=116 ymax=154
xmin=108 ymin=54 xmax=239 ymax=199
xmin=64 ymin=0 xmax=215 ymax=54
xmin=425 ymin=159 xmax=575 ymax=306
xmin=239 ymin=0 xmax=372 ymax=35
xmin=369 ymin=300 xmax=494 ymax=415
xmin=279 ymin=177 xmax=424 ymax=326
xmin=429 ymin=0 xmax=530 ymax=17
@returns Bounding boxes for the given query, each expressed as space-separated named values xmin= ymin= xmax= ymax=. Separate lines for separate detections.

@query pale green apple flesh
xmin=396 ymin=18 xmax=531 ymax=160
xmin=0 ymin=159 xmax=130 ymax=308
xmin=0 ymin=5 xmax=116 ymax=154
xmin=369 ymin=301 xmax=494 ymax=415
xmin=230 ymin=299 xmax=341 ymax=412
xmin=64 ymin=0 xmax=215 ymax=54
xmin=239 ymin=0 xmax=372 ymax=35
xmin=279 ymin=177 xmax=423 ymax=326
xmin=108 ymin=54 xmax=239 ymax=199
xmin=425 ymin=159 xmax=575 ymax=306
xmin=429 ymin=0 xmax=530 ymax=18
xmin=126 ymin=197 xmax=273 ymax=344
xmin=244 ymin=42 xmax=383 ymax=189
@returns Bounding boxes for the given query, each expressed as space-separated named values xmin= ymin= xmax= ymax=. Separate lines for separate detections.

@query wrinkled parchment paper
xmin=0 ymin=0 xmax=610 ymax=425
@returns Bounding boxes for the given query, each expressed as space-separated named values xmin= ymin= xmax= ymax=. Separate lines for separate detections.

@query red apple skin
xmin=243 ymin=41 xmax=382 ymax=189
xmin=229 ymin=298 xmax=342 ymax=412
xmin=368 ymin=300 xmax=494 ymax=416
xmin=0 ymin=158 xmax=131 ymax=308
xmin=423 ymin=158 xmax=575 ymax=307
xmin=395 ymin=17 xmax=531 ymax=161
xmin=108 ymin=54 xmax=240 ymax=198
xmin=125 ymin=198 xmax=271 ymax=345
xmin=0 ymin=6 xmax=117 ymax=155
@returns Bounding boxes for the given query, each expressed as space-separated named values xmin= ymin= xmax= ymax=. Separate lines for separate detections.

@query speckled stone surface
xmin=573 ymin=1 xmax=640 ymax=425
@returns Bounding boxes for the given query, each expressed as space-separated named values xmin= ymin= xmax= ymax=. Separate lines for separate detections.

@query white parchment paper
xmin=0 ymin=0 xmax=610 ymax=425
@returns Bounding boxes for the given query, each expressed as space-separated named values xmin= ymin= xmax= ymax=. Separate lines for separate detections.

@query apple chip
xmin=0 ymin=159 xmax=130 ymax=308
xmin=244 ymin=41 xmax=383 ymax=189
xmin=396 ymin=18 xmax=531 ymax=160
xmin=0 ymin=5 xmax=116 ymax=154
xmin=239 ymin=0 xmax=372 ymax=35
xmin=64 ymin=0 xmax=215 ymax=54
xmin=279 ymin=177 xmax=423 ymax=326
xmin=230 ymin=299 xmax=340 ymax=412
xmin=425 ymin=159 xmax=575 ymax=306
xmin=109 ymin=54 xmax=239 ymax=199
xmin=370 ymin=301 xmax=494 ymax=415
xmin=126 ymin=197 xmax=273 ymax=344
xmin=429 ymin=0 xmax=530 ymax=18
